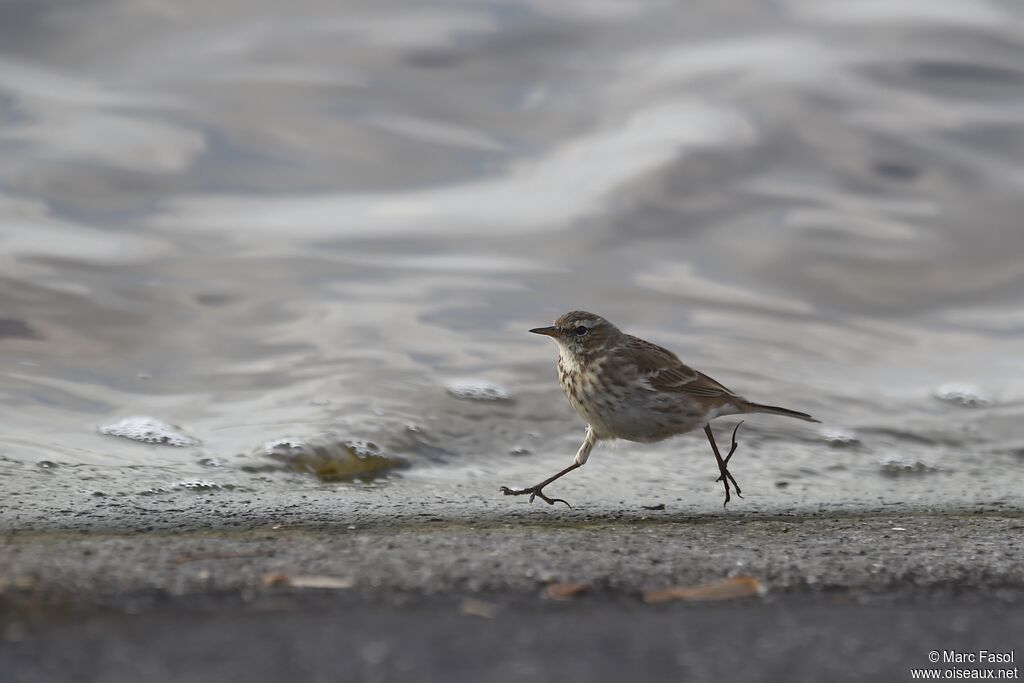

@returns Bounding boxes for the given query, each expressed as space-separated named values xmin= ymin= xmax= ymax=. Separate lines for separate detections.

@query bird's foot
xmin=499 ymin=484 xmax=572 ymax=508
xmin=716 ymin=468 xmax=743 ymax=506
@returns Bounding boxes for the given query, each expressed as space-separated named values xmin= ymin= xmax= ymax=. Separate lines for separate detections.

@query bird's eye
xmin=573 ymin=325 xmax=588 ymax=337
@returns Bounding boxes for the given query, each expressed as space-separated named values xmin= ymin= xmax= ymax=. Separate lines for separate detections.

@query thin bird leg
xmin=500 ymin=428 xmax=595 ymax=508
xmin=718 ymin=439 xmax=743 ymax=496
xmin=703 ymin=425 xmax=732 ymax=504
xmin=704 ymin=424 xmax=742 ymax=506
xmin=716 ymin=420 xmax=745 ymax=477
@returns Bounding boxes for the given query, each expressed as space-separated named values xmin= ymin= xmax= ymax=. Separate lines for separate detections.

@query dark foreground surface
xmin=2 ymin=509 xmax=1022 ymax=683
xmin=4 ymin=596 xmax=1022 ymax=683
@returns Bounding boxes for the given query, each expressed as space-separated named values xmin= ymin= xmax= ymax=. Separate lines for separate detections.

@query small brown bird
xmin=500 ymin=311 xmax=819 ymax=508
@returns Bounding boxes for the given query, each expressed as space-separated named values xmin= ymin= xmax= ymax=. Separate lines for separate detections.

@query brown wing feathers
xmin=620 ymin=336 xmax=737 ymax=400
xmin=617 ymin=335 xmax=816 ymax=422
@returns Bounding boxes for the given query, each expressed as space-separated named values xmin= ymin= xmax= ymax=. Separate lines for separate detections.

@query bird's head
xmin=530 ymin=310 xmax=621 ymax=358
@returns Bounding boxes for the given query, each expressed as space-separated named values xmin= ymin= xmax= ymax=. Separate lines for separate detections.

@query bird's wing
xmin=619 ymin=336 xmax=740 ymax=399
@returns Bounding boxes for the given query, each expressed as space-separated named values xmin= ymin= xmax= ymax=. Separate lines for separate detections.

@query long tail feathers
xmin=744 ymin=401 xmax=820 ymax=423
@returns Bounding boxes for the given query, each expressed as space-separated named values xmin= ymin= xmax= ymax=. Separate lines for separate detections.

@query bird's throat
xmin=556 ymin=345 xmax=591 ymax=374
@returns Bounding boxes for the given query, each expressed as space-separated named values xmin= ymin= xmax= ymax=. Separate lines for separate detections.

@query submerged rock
xmin=445 ymin=380 xmax=510 ymax=401
xmin=933 ymin=383 xmax=992 ymax=408
xmin=878 ymin=455 xmax=938 ymax=476
xmin=99 ymin=416 xmax=198 ymax=447
xmin=819 ymin=426 xmax=861 ymax=448
xmin=260 ymin=435 xmax=404 ymax=482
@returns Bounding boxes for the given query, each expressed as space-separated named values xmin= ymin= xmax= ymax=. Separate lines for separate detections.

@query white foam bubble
xmin=933 ymin=383 xmax=992 ymax=408
xmin=445 ymin=380 xmax=510 ymax=401
xmin=262 ymin=437 xmax=308 ymax=453
xmin=819 ymin=426 xmax=861 ymax=447
xmin=172 ymin=480 xmax=224 ymax=491
xmin=878 ymin=455 xmax=937 ymax=476
xmin=98 ymin=416 xmax=197 ymax=447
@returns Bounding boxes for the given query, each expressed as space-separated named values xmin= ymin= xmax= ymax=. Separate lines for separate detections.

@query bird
xmin=499 ymin=310 xmax=819 ymax=508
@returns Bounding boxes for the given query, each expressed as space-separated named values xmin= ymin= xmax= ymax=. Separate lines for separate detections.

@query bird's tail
xmin=742 ymin=401 xmax=820 ymax=423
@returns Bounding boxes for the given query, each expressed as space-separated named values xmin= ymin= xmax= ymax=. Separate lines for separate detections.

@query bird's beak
xmin=529 ymin=326 xmax=559 ymax=337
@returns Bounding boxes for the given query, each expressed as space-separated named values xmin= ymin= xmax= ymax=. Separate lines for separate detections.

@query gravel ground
xmin=2 ymin=510 xmax=1023 ymax=603
xmin=2 ymin=482 xmax=1022 ymax=683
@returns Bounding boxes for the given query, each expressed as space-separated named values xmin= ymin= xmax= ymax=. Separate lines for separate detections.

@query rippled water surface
xmin=2 ymin=0 xmax=1023 ymax=511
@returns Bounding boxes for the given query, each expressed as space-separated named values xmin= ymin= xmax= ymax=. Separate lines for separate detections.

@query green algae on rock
xmin=259 ymin=436 xmax=406 ymax=483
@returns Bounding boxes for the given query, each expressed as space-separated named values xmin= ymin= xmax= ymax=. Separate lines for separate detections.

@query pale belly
xmin=560 ymin=372 xmax=714 ymax=443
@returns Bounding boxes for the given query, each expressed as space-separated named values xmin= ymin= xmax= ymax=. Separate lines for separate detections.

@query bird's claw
xmin=499 ymin=485 xmax=572 ymax=509
xmin=719 ymin=486 xmax=743 ymax=507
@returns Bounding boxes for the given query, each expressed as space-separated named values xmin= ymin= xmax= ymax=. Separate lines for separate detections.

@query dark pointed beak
xmin=529 ymin=326 xmax=559 ymax=337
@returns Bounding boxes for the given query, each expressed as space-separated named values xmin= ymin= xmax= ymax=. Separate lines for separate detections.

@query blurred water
xmin=1 ymin=0 xmax=1023 ymax=509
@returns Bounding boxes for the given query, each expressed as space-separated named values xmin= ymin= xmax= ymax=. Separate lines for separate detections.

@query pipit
xmin=499 ymin=311 xmax=819 ymax=508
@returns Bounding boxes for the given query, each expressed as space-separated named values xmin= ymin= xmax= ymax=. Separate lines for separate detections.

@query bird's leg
xmin=704 ymin=424 xmax=732 ymax=504
xmin=716 ymin=420 xmax=745 ymax=477
xmin=704 ymin=424 xmax=742 ymax=506
xmin=500 ymin=428 xmax=595 ymax=509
